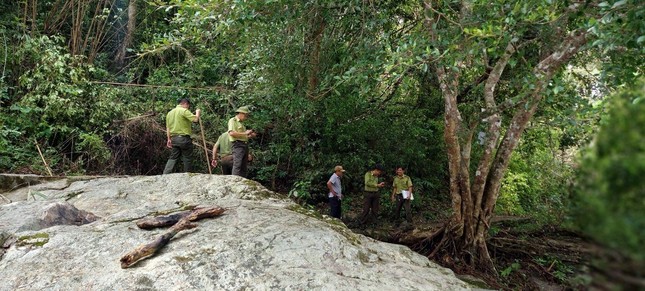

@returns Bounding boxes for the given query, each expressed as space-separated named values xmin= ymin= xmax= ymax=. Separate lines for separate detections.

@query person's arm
xmin=391 ymin=181 xmax=396 ymax=202
xmin=211 ymin=142 xmax=219 ymax=167
xmin=227 ymin=118 xmax=252 ymax=139
xmin=228 ymin=129 xmax=253 ymax=139
xmin=192 ymin=109 xmax=201 ymax=122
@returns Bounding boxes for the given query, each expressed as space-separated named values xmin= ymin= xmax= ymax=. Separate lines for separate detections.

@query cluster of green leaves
xmin=131 ymin=0 xmax=450 ymax=192
xmin=496 ymin=127 xmax=576 ymax=222
xmin=0 ymin=35 xmax=125 ymax=173
xmin=534 ymin=256 xmax=576 ymax=283
xmin=571 ymin=78 xmax=645 ymax=262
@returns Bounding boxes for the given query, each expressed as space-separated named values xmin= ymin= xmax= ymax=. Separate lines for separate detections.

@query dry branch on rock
xmin=136 ymin=206 xmax=226 ymax=229
xmin=121 ymin=206 xmax=227 ymax=268
xmin=120 ymin=218 xmax=197 ymax=268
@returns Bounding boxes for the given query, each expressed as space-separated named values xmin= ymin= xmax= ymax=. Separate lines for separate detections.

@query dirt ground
xmin=311 ymin=197 xmax=643 ymax=291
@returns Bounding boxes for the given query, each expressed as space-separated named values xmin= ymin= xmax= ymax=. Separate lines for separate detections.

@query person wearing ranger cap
xmin=327 ymin=165 xmax=345 ymax=219
xmin=359 ymin=163 xmax=386 ymax=226
xmin=163 ymin=98 xmax=201 ymax=174
xmin=228 ymin=106 xmax=256 ymax=177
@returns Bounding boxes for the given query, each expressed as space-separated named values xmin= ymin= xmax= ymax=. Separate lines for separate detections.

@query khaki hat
xmin=334 ymin=165 xmax=346 ymax=172
xmin=236 ymin=106 xmax=251 ymax=114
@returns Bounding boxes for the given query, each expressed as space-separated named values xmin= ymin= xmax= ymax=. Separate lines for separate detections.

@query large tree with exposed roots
xmin=417 ymin=0 xmax=643 ymax=274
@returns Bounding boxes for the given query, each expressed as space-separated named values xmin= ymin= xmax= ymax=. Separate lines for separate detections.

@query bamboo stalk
xmin=34 ymin=139 xmax=53 ymax=176
xmin=198 ymin=117 xmax=212 ymax=174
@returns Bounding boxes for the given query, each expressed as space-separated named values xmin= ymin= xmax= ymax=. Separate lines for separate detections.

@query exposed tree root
xmin=410 ymin=223 xmax=498 ymax=280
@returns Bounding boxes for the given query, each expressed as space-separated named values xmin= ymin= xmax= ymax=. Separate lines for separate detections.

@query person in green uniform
xmin=227 ymin=106 xmax=256 ymax=177
xmin=163 ymin=98 xmax=201 ymax=174
xmin=359 ymin=164 xmax=385 ymax=226
xmin=211 ymin=132 xmax=233 ymax=175
xmin=391 ymin=166 xmax=414 ymax=224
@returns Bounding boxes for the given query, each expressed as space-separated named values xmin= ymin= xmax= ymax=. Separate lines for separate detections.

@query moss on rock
xmin=17 ymin=232 xmax=50 ymax=247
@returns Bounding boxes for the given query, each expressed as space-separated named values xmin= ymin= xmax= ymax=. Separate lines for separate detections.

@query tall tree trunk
xmin=115 ymin=0 xmax=137 ymax=68
xmin=305 ymin=4 xmax=326 ymax=99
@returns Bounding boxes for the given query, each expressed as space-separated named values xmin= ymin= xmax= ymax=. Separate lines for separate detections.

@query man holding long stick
xmin=163 ymin=98 xmax=201 ymax=174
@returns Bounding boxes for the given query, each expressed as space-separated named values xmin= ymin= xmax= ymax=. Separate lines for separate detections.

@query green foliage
xmin=534 ymin=256 xmax=575 ymax=283
xmin=0 ymin=1 xmax=639 ymax=256
xmin=571 ymin=78 xmax=645 ymax=262
xmin=497 ymin=171 xmax=528 ymax=215
xmin=0 ymin=35 xmax=125 ymax=173
xmin=76 ymin=133 xmax=112 ymax=169
xmin=288 ymin=180 xmax=312 ymax=201
xmin=500 ymin=261 xmax=522 ymax=277
xmin=496 ymin=128 xmax=576 ymax=223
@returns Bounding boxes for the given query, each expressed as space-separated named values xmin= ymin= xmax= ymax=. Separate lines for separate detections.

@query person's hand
xmin=196 ymin=109 xmax=201 ymax=115
xmin=391 ymin=196 xmax=395 ymax=202
xmin=245 ymin=129 xmax=253 ymax=136
xmin=211 ymin=159 xmax=218 ymax=167
xmin=378 ymin=182 xmax=385 ymax=187
xmin=166 ymin=139 xmax=172 ymax=149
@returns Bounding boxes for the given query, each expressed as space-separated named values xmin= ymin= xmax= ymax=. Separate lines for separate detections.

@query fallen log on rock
xmin=120 ymin=218 xmax=197 ymax=268
xmin=121 ymin=206 xmax=227 ymax=268
xmin=136 ymin=206 xmax=227 ymax=229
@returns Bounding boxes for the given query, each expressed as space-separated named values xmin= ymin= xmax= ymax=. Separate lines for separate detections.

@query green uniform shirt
xmin=393 ymin=175 xmax=413 ymax=194
xmin=166 ymin=105 xmax=196 ymax=136
xmin=214 ymin=132 xmax=232 ymax=157
xmin=364 ymin=171 xmax=380 ymax=192
xmin=227 ymin=116 xmax=248 ymax=142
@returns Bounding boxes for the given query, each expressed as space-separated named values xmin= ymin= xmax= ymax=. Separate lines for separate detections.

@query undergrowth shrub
xmin=571 ymin=79 xmax=645 ymax=262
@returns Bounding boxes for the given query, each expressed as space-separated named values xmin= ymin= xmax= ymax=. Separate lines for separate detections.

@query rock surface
xmin=0 ymin=174 xmax=471 ymax=290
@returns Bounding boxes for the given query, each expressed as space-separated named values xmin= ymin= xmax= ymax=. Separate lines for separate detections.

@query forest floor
xmin=310 ymin=197 xmax=641 ymax=291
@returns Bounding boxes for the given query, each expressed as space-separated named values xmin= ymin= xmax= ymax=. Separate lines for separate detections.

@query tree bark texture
xmin=423 ymin=1 xmax=589 ymax=273
xmin=305 ymin=4 xmax=326 ymax=99
xmin=115 ymin=0 xmax=137 ymax=67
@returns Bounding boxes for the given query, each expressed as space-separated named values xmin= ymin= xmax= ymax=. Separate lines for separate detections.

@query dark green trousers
xmin=359 ymin=191 xmax=380 ymax=225
xmin=163 ymin=135 xmax=193 ymax=174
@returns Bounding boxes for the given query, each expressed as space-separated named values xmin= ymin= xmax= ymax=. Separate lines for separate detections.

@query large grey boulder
xmin=0 ymin=174 xmax=471 ymax=290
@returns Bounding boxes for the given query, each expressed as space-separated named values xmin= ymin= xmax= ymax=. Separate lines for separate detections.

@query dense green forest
xmin=1 ymin=0 xmax=643 ymax=289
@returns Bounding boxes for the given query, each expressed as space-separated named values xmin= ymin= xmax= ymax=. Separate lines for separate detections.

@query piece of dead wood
xmin=121 ymin=206 xmax=227 ymax=268
xmin=34 ymin=139 xmax=53 ymax=176
xmin=136 ymin=206 xmax=227 ymax=229
xmin=120 ymin=218 xmax=197 ymax=268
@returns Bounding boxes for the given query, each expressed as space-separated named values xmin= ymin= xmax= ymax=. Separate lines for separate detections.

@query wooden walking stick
xmin=198 ymin=117 xmax=212 ymax=174
xmin=34 ymin=139 xmax=53 ymax=176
